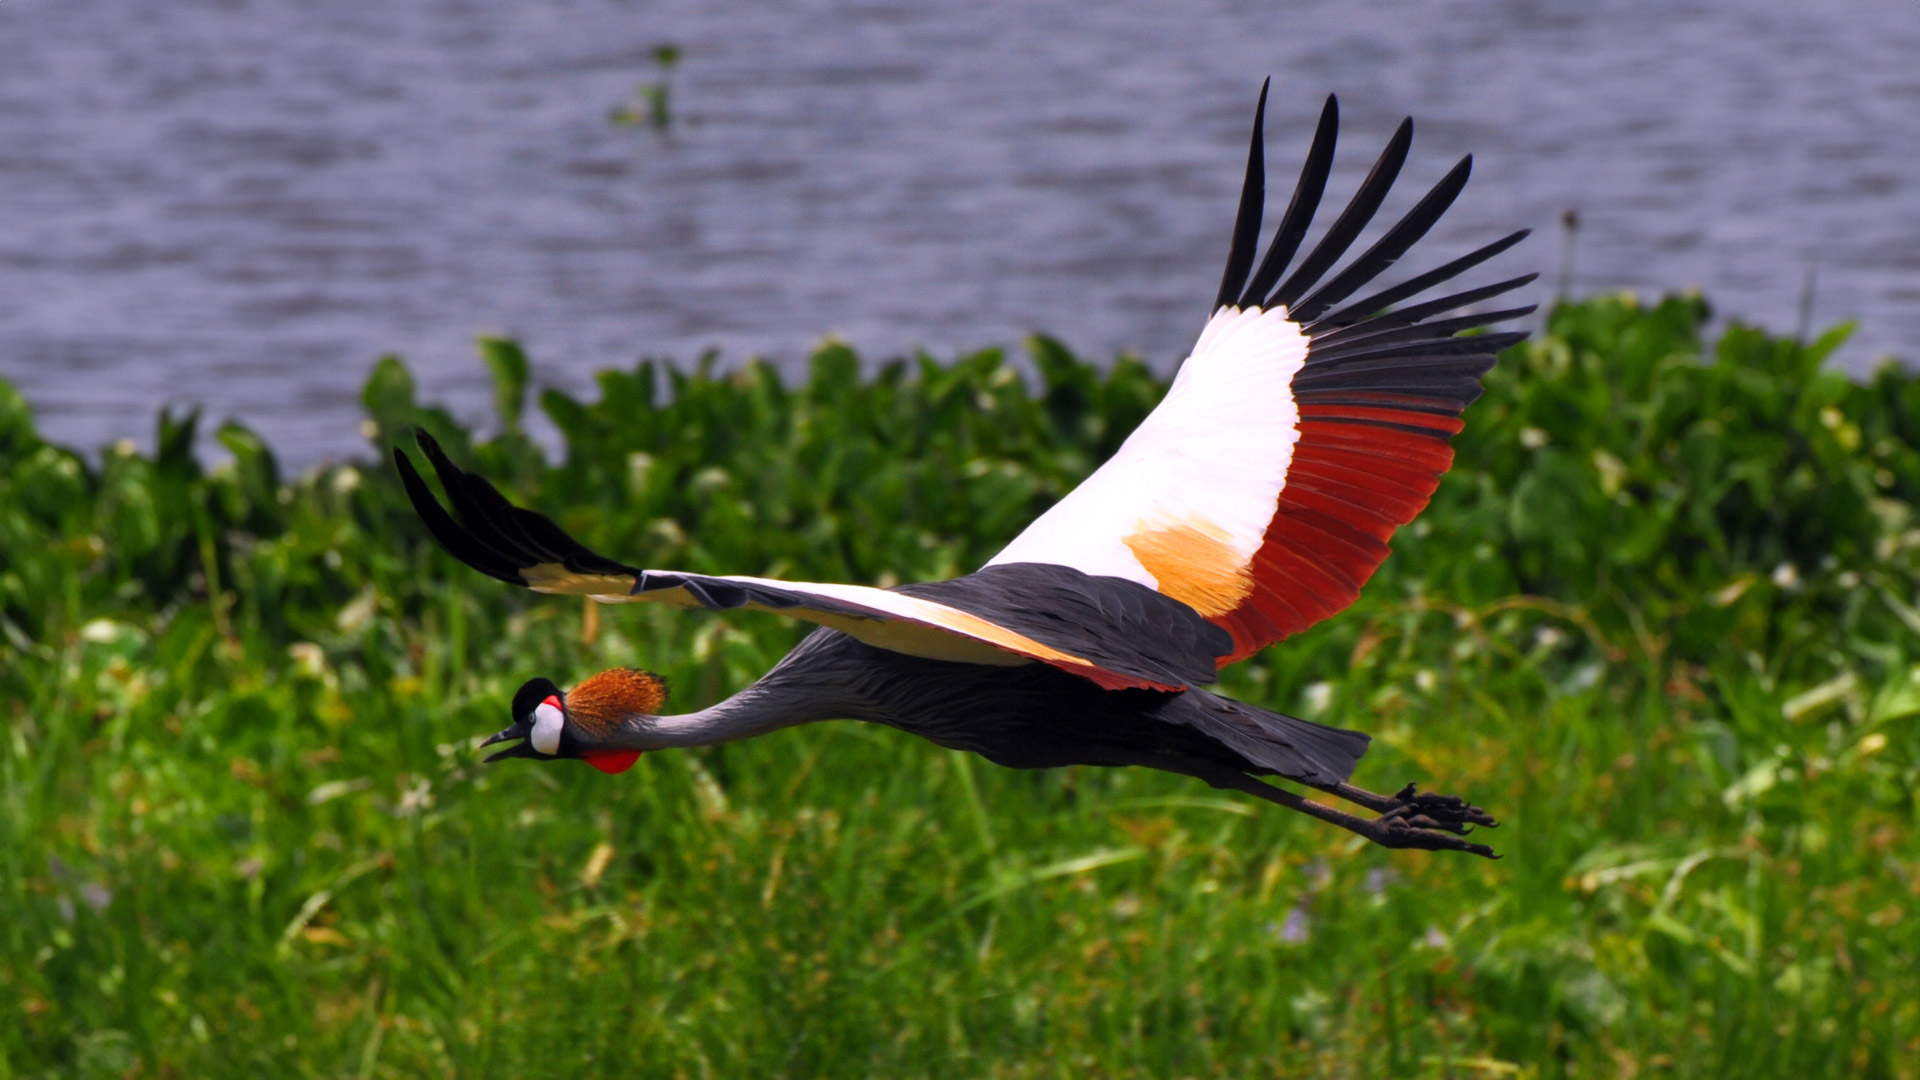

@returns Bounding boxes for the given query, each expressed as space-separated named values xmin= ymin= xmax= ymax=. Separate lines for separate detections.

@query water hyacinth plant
xmin=1 ymin=295 xmax=1917 ymax=1076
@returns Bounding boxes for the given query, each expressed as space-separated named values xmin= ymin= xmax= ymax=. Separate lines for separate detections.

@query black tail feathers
xmin=1173 ymin=692 xmax=1371 ymax=785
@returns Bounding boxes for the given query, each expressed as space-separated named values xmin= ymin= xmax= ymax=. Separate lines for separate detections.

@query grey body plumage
xmin=670 ymin=627 xmax=1367 ymax=782
xmin=525 ymin=624 xmax=1496 ymax=856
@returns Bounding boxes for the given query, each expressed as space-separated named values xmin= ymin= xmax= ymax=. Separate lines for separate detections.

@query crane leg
xmin=1106 ymin=752 xmax=1498 ymax=859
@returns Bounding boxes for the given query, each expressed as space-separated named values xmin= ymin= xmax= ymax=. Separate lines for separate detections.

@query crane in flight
xmin=396 ymin=84 xmax=1533 ymax=857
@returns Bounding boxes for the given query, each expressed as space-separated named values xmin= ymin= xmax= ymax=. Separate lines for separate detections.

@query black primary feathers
xmin=394 ymin=432 xmax=643 ymax=587
xmin=1198 ymin=89 xmax=1534 ymax=424
xmin=1211 ymin=91 xmax=1535 ymax=360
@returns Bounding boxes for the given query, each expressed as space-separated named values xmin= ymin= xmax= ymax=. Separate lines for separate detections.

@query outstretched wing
xmin=989 ymin=85 xmax=1533 ymax=664
xmin=395 ymin=432 xmax=1217 ymax=691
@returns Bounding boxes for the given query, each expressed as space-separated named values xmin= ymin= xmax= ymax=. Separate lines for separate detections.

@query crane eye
xmin=530 ymin=697 xmax=565 ymax=755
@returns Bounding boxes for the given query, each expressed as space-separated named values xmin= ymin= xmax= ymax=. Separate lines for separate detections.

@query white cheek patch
xmin=530 ymin=699 xmax=564 ymax=755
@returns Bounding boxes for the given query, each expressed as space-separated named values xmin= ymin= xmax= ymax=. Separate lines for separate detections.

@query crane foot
xmin=1362 ymin=811 xmax=1500 ymax=858
xmin=1304 ymin=779 xmax=1500 ymax=856
xmin=1378 ymin=783 xmax=1500 ymax=832
xmin=1325 ymin=780 xmax=1498 ymax=833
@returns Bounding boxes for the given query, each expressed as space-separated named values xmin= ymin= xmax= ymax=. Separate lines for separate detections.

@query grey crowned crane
xmin=395 ymin=84 xmax=1534 ymax=858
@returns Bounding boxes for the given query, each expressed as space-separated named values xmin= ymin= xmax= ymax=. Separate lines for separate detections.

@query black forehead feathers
xmin=511 ymin=676 xmax=562 ymax=719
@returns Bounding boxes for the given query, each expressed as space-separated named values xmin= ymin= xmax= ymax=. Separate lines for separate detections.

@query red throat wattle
xmin=583 ymin=750 xmax=642 ymax=775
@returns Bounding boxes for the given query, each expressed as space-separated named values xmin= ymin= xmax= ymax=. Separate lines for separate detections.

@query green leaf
xmin=479 ymin=335 xmax=531 ymax=433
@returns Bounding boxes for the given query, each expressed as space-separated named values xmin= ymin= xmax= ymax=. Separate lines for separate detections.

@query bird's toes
xmin=1389 ymin=784 xmax=1499 ymax=829
xmin=1375 ymin=816 xmax=1500 ymax=858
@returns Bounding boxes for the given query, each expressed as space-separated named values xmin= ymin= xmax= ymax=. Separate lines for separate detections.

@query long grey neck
xmin=600 ymin=650 xmax=874 ymax=751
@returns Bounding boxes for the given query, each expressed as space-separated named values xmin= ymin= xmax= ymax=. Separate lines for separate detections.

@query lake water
xmin=1 ymin=0 xmax=1914 ymax=466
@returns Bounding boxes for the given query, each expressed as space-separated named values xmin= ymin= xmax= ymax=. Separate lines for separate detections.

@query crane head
xmin=480 ymin=669 xmax=666 ymax=775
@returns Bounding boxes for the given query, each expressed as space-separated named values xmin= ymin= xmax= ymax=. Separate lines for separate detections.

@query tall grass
xmin=2 ymin=296 xmax=1916 ymax=1077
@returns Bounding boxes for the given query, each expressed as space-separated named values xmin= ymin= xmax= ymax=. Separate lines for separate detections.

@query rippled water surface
xmin=2 ymin=0 xmax=1914 ymax=464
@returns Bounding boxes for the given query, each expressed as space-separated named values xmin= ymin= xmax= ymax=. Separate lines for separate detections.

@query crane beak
xmin=480 ymin=718 xmax=538 ymax=762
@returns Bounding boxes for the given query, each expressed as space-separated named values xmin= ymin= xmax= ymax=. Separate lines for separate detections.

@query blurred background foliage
xmin=2 ymin=296 xmax=1917 ymax=1077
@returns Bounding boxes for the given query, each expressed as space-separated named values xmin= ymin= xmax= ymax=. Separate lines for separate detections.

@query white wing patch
xmin=987 ymin=306 xmax=1307 ymax=614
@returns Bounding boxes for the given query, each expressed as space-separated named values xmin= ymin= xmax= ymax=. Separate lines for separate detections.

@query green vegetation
xmin=610 ymin=45 xmax=683 ymax=131
xmin=2 ymin=296 xmax=1917 ymax=1077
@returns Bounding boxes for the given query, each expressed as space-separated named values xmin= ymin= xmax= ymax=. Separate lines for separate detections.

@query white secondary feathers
xmin=531 ymin=699 xmax=565 ymax=755
xmin=985 ymin=305 xmax=1308 ymax=585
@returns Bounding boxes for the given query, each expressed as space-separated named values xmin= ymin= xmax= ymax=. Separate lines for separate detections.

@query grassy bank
xmin=2 ymin=296 xmax=1917 ymax=1078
